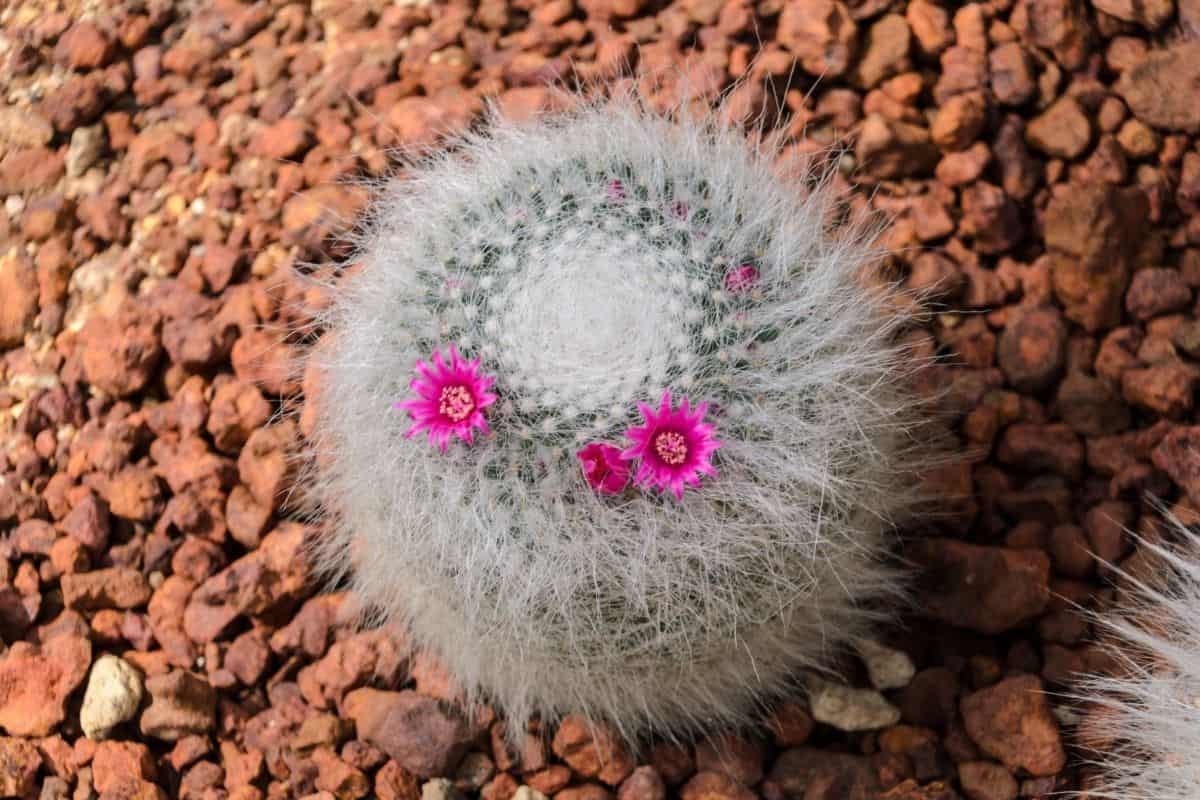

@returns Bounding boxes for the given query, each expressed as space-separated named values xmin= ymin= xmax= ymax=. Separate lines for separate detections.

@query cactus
xmin=303 ymin=92 xmax=924 ymax=741
xmin=1078 ymin=517 xmax=1200 ymax=800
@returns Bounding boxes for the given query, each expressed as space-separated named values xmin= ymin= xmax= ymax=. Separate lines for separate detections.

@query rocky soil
xmin=2 ymin=0 xmax=1200 ymax=798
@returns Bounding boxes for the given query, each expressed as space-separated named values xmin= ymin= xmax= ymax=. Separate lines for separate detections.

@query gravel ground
xmin=2 ymin=0 xmax=1200 ymax=798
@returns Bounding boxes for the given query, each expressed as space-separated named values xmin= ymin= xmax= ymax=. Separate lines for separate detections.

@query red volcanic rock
xmin=140 ymin=670 xmax=217 ymax=741
xmin=92 ymin=740 xmax=158 ymax=795
xmin=0 ymin=737 xmax=41 ymax=796
xmin=207 ymin=380 xmax=271 ymax=453
xmin=777 ymin=0 xmax=858 ymax=77
xmin=1153 ymin=426 xmax=1200 ymax=504
xmin=1045 ymin=182 xmax=1148 ymax=332
xmin=1118 ymin=43 xmax=1200 ymax=132
xmin=765 ymin=748 xmax=880 ymax=800
xmin=960 ymin=675 xmax=1065 ymax=777
xmin=79 ymin=309 xmax=163 ymax=398
xmin=61 ymin=492 xmax=111 ymax=552
xmin=345 ymin=689 xmax=480 ymax=778
xmin=911 ymin=539 xmax=1050 ymax=634
xmin=183 ymin=523 xmax=308 ymax=643
xmin=0 ymin=630 xmax=91 ymax=736
xmin=998 ymin=309 xmax=1065 ymax=395
xmin=54 ymin=21 xmax=116 ymax=70
xmin=62 ymin=567 xmax=151 ymax=610
xmin=0 ymin=251 xmax=38 ymax=348
xmin=552 ymin=716 xmax=636 ymax=786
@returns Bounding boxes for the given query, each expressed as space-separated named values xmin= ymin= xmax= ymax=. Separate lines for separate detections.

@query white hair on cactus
xmin=1077 ymin=515 xmax=1200 ymax=800
xmin=301 ymin=89 xmax=926 ymax=741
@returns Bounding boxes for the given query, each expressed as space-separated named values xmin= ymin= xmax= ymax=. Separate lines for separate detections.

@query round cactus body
xmin=306 ymin=94 xmax=922 ymax=740
xmin=1078 ymin=520 xmax=1200 ymax=800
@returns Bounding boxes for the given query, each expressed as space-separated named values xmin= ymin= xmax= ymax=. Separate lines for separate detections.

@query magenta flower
xmin=621 ymin=390 xmax=722 ymax=500
xmin=577 ymin=443 xmax=631 ymax=495
xmin=394 ymin=346 xmax=497 ymax=452
xmin=724 ymin=264 xmax=759 ymax=293
xmin=607 ymin=179 xmax=626 ymax=201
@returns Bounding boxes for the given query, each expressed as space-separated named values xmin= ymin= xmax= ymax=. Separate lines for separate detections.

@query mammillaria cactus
xmin=304 ymin=92 xmax=924 ymax=740
xmin=1078 ymin=517 xmax=1200 ymax=800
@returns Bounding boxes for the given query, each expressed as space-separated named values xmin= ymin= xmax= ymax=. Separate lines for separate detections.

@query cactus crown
xmin=372 ymin=122 xmax=819 ymax=488
xmin=305 ymin=92 xmax=923 ymax=740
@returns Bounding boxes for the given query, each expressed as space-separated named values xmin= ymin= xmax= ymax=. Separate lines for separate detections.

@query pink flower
xmin=394 ymin=346 xmax=497 ymax=452
xmin=621 ymin=390 xmax=722 ymax=500
xmin=607 ymin=179 xmax=626 ymax=201
xmin=724 ymin=264 xmax=759 ymax=293
xmin=577 ymin=443 xmax=631 ymax=495
xmin=669 ymin=199 xmax=689 ymax=219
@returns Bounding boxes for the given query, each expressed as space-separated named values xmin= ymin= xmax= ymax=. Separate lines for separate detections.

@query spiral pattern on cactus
xmin=304 ymin=92 xmax=925 ymax=740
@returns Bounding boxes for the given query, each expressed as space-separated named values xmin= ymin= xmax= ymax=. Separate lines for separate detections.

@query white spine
xmin=1079 ymin=517 xmax=1200 ymax=800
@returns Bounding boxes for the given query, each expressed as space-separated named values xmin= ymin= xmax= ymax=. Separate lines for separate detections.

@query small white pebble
xmin=512 ymin=788 xmax=548 ymax=800
xmin=856 ymin=639 xmax=916 ymax=691
xmin=809 ymin=679 xmax=901 ymax=732
xmin=80 ymin=655 xmax=144 ymax=740
xmin=422 ymin=778 xmax=465 ymax=800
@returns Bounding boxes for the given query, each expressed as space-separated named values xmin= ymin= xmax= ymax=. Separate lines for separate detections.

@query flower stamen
xmin=621 ymin=390 xmax=722 ymax=499
xmin=439 ymin=385 xmax=476 ymax=421
xmin=654 ymin=431 xmax=688 ymax=465
xmin=395 ymin=345 xmax=496 ymax=452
